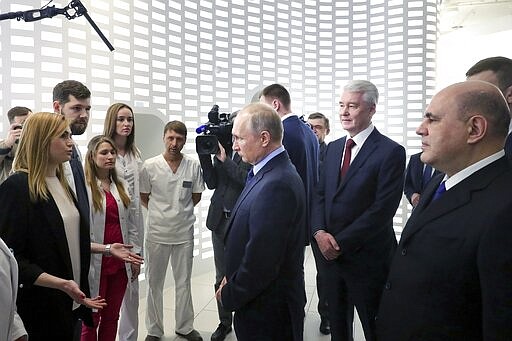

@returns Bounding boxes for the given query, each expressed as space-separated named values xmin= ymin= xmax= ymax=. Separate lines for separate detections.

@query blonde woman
xmin=0 ymin=112 xmax=105 ymax=340
xmin=81 ymin=135 xmax=141 ymax=341
xmin=103 ymin=103 xmax=144 ymax=341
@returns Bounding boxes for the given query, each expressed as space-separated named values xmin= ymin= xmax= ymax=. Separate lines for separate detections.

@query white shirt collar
xmin=349 ymin=123 xmax=374 ymax=147
xmin=281 ymin=113 xmax=297 ymax=121
xmin=444 ymin=150 xmax=505 ymax=190
xmin=253 ymin=145 xmax=285 ymax=175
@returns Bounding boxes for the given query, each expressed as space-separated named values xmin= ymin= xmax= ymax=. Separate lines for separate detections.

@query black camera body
xmin=196 ymin=105 xmax=233 ymax=155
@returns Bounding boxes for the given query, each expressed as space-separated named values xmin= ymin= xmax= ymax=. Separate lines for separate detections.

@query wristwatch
xmin=104 ymin=244 xmax=112 ymax=257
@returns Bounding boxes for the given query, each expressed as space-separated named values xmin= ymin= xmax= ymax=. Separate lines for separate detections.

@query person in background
xmin=81 ymin=135 xmax=142 ymax=341
xmin=312 ymin=80 xmax=406 ymax=341
xmin=308 ymin=112 xmax=331 ymax=163
xmin=53 ymin=80 xmax=92 ymax=225
xmin=466 ymin=56 xmax=512 ymax=156
xmin=0 ymin=236 xmax=27 ymax=341
xmin=0 ymin=106 xmax=32 ymax=184
xmin=260 ymin=84 xmax=319 ymax=248
xmin=141 ymin=121 xmax=204 ymax=341
xmin=307 ymin=111 xmax=331 ymax=334
xmin=216 ymin=103 xmax=307 ymax=341
xmin=198 ymin=112 xmax=251 ymax=341
xmin=102 ymin=103 xmax=144 ymax=341
xmin=377 ymin=81 xmax=512 ymax=340
xmin=404 ymin=152 xmax=440 ymax=208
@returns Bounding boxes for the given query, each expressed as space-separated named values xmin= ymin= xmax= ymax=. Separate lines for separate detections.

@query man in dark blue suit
xmin=260 ymin=85 xmax=326 ymax=335
xmin=404 ymin=152 xmax=440 ymax=208
xmin=216 ymin=103 xmax=307 ymax=341
xmin=377 ymin=81 xmax=512 ymax=340
xmin=466 ymin=56 xmax=512 ymax=157
xmin=259 ymin=84 xmax=319 ymax=245
xmin=312 ymin=80 xmax=405 ymax=341
xmin=198 ymin=122 xmax=251 ymax=341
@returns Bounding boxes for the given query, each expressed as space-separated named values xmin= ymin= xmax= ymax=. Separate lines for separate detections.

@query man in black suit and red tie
xmin=312 ymin=80 xmax=406 ymax=341
xmin=377 ymin=81 xmax=512 ymax=340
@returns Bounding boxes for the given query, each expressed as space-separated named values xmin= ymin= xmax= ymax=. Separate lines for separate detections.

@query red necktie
xmin=340 ymin=138 xmax=355 ymax=178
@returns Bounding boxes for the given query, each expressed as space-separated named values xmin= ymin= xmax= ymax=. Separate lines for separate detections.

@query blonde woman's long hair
xmin=102 ymin=103 xmax=140 ymax=158
xmin=85 ymin=135 xmax=131 ymax=212
xmin=12 ymin=112 xmax=73 ymax=203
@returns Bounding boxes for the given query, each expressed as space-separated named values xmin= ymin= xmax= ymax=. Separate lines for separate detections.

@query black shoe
xmin=176 ymin=329 xmax=203 ymax=341
xmin=319 ymin=317 xmax=331 ymax=335
xmin=211 ymin=324 xmax=232 ymax=341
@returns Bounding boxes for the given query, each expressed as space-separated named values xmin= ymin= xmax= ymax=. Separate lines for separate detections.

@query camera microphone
xmin=196 ymin=124 xmax=208 ymax=134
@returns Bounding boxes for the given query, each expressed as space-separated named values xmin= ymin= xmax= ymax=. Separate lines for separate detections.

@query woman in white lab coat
xmin=81 ymin=135 xmax=141 ymax=341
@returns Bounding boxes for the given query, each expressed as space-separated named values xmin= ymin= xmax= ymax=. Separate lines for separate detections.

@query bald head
xmin=417 ymin=81 xmax=510 ymax=176
xmin=446 ymin=81 xmax=510 ymax=139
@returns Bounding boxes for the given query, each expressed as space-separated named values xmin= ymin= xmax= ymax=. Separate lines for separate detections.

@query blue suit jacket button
xmin=401 ymin=248 xmax=407 ymax=256
xmin=384 ymin=282 xmax=391 ymax=290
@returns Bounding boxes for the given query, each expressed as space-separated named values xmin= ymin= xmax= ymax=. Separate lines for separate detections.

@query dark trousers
xmin=212 ymin=215 xmax=233 ymax=327
xmin=311 ymin=240 xmax=329 ymax=320
xmin=326 ymin=261 xmax=382 ymax=341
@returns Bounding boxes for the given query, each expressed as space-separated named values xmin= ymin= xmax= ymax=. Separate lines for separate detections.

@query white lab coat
xmin=87 ymin=178 xmax=141 ymax=300
xmin=0 ymin=238 xmax=26 ymax=341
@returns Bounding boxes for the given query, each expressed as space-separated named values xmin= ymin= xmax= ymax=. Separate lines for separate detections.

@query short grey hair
xmin=239 ymin=103 xmax=283 ymax=143
xmin=344 ymin=80 xmax=379 ymax=106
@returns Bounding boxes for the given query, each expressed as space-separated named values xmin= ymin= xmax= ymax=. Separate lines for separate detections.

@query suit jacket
xmin=221 ymin=151 xmax=307 ymax=341
xmin=0 ymin=237 xmax=26 ymax=341
xmin=404 ymin=152 xmax=442 ymax=204
xmin=0 ymin=139 xmax=16 ymax=184
xmin=199 ymin=152 xmax=251 ymax=234
xmin=311 ymin=128 xmax=405 ymax=280
xmin=377 ymin=157 xmax=512 ymax=341
xmin=0 ymin=172 xmax=92 ymax=339
xmin=282 ymin=115 xmax=319 ymax=243
xmin=505 ymin=132 xmax=512 ymax=159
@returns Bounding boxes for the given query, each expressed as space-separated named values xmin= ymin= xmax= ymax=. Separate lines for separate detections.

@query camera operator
xmin=197 ymin=112 xmax=251 ymax=341
xmin=0 ymin=106 xmax=32 ymax=184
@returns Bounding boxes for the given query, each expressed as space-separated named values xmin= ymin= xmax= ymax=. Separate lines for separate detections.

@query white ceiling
xmin=439 ymin=0 xmax=512 ymax=35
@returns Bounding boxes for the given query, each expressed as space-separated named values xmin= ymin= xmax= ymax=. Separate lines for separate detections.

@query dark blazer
xmin=221 ymin=151 xmax=307 ymax=341
xmin=404 ymin=152 xmax=441 ymax=204
xmin=199 ymin=152 xmax=251 ymax=233
xmin=0 ymin=172 xmax=92 ymax=340
xmin=312 ymin=128 xmax=405 ymax=264
xmin=377 ymin=157 xmax=512 ymax=341
xmin=505 ymin=133 xmax=512 ymax=158
xmin=282 ymin=115 xmax=319 ymax=242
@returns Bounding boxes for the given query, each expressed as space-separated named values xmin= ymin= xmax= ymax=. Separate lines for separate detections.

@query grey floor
xmin=131 ymin=246 xmax=365 ymax=340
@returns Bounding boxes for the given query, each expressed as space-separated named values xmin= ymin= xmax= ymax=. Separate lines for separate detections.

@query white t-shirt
xmin=140 ymin=154 xmax=204 ymax=244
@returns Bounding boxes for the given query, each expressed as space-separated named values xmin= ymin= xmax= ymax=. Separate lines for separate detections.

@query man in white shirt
xmin=140 ymin=121 xmax=204 ymax=341
xmin=377 ymin=81 xmax=512 ymax=340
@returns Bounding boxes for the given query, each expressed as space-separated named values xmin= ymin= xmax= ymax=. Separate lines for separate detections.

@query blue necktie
xmin=431 ymin=181 xmax=446 ymax=201
xmin=245 ymin=169 xmax=254 ymax=185
xmin=422 ymin=164 xmax=433 ymax=190
xmin=70 ymin=145 xmax=90 ymax=224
